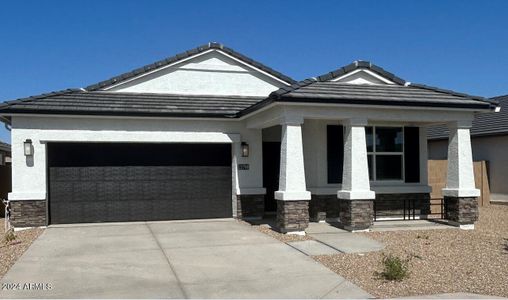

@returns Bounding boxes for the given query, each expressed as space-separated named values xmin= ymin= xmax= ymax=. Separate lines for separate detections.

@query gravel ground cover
xmin=255 ymin=225 xmax=313 ymax=242
xmin=0 ymin=219 xmax=44 ymax=279
xmin=242 ymin=220 xmax=314 ymax=242
xmin=314 ymin=205 xmax=508 ymax=298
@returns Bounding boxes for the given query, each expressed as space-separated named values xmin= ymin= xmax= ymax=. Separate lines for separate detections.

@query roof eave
xmin=0 ymin=109 xmax=239 ymax=119
xmin=274 ymin=96 xmax=493 ymax=110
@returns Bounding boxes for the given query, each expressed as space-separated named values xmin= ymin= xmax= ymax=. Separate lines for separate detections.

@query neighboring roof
xmin=0 ymin=90 xmax=262 ymax=118
xmin=428 ymin=94 xmax=508 ymax=139
xmin=241 ymin=62 xmax=497 ymax=116
xmin=0 ymin=141 xmax=10 ymax=153
xmin=85 ymin=42 xmax=296 ymax=91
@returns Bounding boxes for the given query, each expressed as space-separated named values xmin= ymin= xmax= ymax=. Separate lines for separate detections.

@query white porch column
xmin=442 ymin=120 xmax=479 ymax=197
xmin=442 ymin=120 xmax=479 ymax=229
xmin=338 ymin=118 xmax=375 ymax=200
xmin=275 ymin=116 xmax=310 ymax=234
xmin=337 ymin=118 xmax=375 ymax=232
xmin=274 ymin=117 xmax=311 ymax=201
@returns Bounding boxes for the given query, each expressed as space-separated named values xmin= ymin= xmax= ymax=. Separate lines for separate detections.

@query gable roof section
xmin=316 ymin=60 xmax=406 ymax=84
xmin=85 ymin=42 xmax=296 ymax=91
xmin=428 ymin=94 xmax=508 ymax=139
xmin=240 ymin=61 xmax=497 ymax=116
xmin=0 ymin=89 xmax=262 ymax=118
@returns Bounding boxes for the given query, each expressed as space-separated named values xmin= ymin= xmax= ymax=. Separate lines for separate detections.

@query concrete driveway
xmin=0 ymin=219 xmax=371 ymax=299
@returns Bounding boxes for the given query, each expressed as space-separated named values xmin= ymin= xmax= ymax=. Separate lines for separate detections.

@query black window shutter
xmin=327 ymin=125 xmax=344 ymax=183
xmin=404 ymin=127 xmax=420 ymax=183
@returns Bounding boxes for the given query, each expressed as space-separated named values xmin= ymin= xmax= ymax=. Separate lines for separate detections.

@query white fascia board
xmin=4 ymin=113 xmax=239 ymax=122
xmin=330 ymin=69 xmax=396 ymax=85
xmin=102 ymin=49 xmax=216 ymax=90
xmin=3 ymin=100 xmax=487 ymax=127
xmin=241 ymin=101 xmax=488 ymax=125
xmin=214 ymin=50 xmax=292 ymax=86
xmin=278 ymin=101 xmax=492 ymax=113
xmin=102 ymin=49 xmax=291 ymax=91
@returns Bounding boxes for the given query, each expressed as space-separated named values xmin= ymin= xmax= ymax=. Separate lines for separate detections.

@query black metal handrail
xmin=374 ymin=198 xmax=446 ymax=221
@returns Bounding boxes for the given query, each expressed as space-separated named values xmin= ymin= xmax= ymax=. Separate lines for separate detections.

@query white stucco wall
xmin=107 ymin=50 xmax=285 ymax=96
xmin=429 ymin=135 xmax=508 ymax=198
xmin=9 ymin=116 xmax=264 ymax=201
xmin=331 ymin=69 xmax=395 ymax=85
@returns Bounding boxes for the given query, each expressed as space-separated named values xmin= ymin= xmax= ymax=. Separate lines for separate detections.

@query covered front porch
xmin=235 ymin=62 xmax=497 ymax=234
xmin=243 ymin=103 xmax=482 ymax=234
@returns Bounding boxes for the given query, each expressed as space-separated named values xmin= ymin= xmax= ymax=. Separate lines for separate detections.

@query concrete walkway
xmin=371 ymin=219 xmax=456 ymax=232
xmin=306 ymin=222 xmax=384 ymax=254
xmin=0 ymin=219 xmax=372 ymax=299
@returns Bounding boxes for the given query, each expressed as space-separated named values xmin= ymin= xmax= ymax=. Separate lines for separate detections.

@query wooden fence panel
xmin=428 ymin=160 xmax=490 ymax=207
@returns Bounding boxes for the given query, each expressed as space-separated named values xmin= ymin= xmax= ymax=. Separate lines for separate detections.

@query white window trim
xmin=367 ymin=126 xmax=405 ymax=183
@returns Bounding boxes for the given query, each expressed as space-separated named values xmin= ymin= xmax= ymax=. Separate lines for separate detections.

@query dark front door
xmin=262 ymin=142 xmax=280 ymax=212
xmin=47 ymin=143 xmax=232 ymax=224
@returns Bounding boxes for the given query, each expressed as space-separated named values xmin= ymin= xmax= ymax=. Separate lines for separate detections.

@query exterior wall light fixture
xmin=24 ymin=139 xmax=33 ymax=156
xmin=241 ymin=142 xmax=249 ymax=157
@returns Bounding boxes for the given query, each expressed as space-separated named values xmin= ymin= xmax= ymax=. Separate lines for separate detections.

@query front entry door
xmin=262 ymin=142 xmax=281 ymax=212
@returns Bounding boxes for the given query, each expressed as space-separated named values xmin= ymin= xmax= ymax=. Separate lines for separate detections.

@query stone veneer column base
xmin=309 ymin=195 xmax=340 ymax=222
xmin=236 ymin=195 xmax=265 ymax=220
xmin=339 ymin=199 xmax=374 ymax=231
xmin=444 ymin=196 xmax=478 ymax=227
xmin=276 ymin=200 xmax=309 ymax=234
xmin=9 ymin=200 xmax=47 ymax=227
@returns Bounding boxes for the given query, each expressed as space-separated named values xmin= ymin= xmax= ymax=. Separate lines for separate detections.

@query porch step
xmin=490 ymin=199 xmax=508 ymax=206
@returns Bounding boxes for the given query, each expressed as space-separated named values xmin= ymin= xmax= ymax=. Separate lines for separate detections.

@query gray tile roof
xmin=0 ymin=90 xmax=263 ymax=118
xmin=428 ymin=94 xmax=508 ymax=139
xmin=0 ymin=141 xmax=10 ymax=153
xmin=0 ymin=57 xmax=499 ymax=119
xmin=85 ymin=42 xmax=296 ymax=91
xmin=315 ymin=60 xmax=407 ymax=85
xmin=241 ymin=64 xmax=497 ymax=116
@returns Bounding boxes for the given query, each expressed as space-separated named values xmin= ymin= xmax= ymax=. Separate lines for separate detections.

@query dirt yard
xmin=0 ymin=219 xmax=44 ymax=279
xmin=314 ymin=205 xmax=508 ymax=298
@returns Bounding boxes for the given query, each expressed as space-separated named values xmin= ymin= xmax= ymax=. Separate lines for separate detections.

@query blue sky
xmin=1 ymin=0 xmax=507 ymax=143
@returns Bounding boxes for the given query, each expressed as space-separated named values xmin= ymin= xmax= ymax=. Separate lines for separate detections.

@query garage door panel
xmin=80 ymin=167 xmax=105 ymax=181
xmin=48 ymin=143 xmax=232 ymax=224
xmin=50 ymin=168 xmax=80 ymax=182
xmin=49 ymin=165 xmax=232 ymax=224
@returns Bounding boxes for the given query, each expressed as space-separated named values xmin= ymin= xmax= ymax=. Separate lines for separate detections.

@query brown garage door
xmin=48 ymin=143 xmax=232 ymax=224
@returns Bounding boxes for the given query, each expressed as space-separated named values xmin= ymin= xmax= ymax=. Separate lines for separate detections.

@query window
xmin=327 ymin=125 xmax=344 ymax=183
xmin=366 ymin=126 xmax=404 ymax=181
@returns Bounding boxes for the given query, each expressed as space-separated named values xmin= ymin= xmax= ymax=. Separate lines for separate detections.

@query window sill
xmin=371 ymin=184 xmax=431 ymax=194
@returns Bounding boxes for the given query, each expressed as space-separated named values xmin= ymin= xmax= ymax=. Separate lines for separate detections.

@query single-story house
xmin=0 ymin=141 xmax=11 ymax=166
xmin=0 ymin=42 xmax=499 ymax=233
xmin=428 ymin=94 xmax=507 ymax=202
